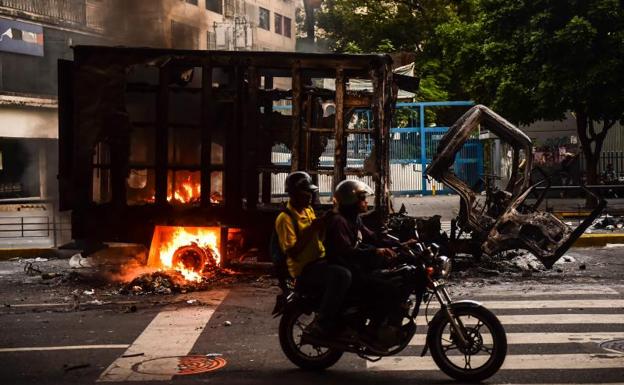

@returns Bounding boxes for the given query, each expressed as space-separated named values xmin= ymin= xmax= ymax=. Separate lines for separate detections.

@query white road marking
xmin=416 ymin=314 xmax=624 ymax=325
xmin=450 ymin=286 xmax=620 ymax=297
xmin=425 ymin=299 xmax=624 ymax=309
xmin=409 ymin=332 xmax=624 ymax=346
xmin=98 ymin=289 xmax=229 ymax=382
xmin=367 ymin=353 xmax=624 ymax=371
xmin=0 ymin=344 xmax=129 ymax=352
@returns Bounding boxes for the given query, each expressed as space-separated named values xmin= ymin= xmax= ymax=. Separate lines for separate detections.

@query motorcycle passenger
xmin=324 ymin=180 xmax=404 ymax=345
xmin=275 ymin=171 xmax=352 ymax=338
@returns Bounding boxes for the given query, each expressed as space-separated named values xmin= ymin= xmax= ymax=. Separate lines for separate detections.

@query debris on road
xmin=69 ymin=253 xmax=95 ymax=268
xmin=223 ymin=321 xmax=232 ymax=327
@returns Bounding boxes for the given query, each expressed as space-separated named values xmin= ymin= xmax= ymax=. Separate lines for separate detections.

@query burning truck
xmin=58 ymin=46 xmax=599 ymax=283
xmin=58 ymin=46 xmax=415 ymax=281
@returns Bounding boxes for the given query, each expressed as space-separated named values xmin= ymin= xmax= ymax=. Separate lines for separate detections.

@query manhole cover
xmin=599 ymin=339 xmax=624 ymax=354
xmin=132 ymin=355 xmax=227 ymax=376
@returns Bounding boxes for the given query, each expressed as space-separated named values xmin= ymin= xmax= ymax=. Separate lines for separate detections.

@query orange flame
xmin=168 ymin=175 xmax=201 ymax=204
xmin=147 ymin=226 xmax=221 ymax=283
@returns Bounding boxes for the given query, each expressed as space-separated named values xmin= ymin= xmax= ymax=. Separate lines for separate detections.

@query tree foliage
xmin=433 ymin=0 xmax=624 ymax=188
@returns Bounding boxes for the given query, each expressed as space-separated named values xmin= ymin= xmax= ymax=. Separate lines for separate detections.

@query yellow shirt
xmin=275 ymin=202 xmax=325 ymax=278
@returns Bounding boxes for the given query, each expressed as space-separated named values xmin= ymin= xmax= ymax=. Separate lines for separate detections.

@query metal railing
xmin=0 ymin=199 xmax=72 ymax=247
xmin=0 ymin=0 xmax=86 ymax=25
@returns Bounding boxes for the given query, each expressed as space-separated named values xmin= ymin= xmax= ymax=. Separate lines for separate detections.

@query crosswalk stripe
xmin=367 ymin=353 xmax=624 ymax=371
xmin=409 ymin=332 xmax=624 ymax=346
xmin=451 ymin=286 xmax=620 ymax=297
xmin=0 ymin=344 xmax=129 ymax=352
xmin=97 ymin=289 xmax=229 ymax=382
xmin=425 ymin=299 xmax=624 ymax=309
xmin=416 ymin=314 xmax=624 ymax=325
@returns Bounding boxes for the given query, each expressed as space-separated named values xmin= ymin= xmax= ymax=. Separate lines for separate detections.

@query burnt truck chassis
xmin=425 ymin=105 xmax=605 ymax=268
xmin=58 ymin=46 xmax=416 ymax=261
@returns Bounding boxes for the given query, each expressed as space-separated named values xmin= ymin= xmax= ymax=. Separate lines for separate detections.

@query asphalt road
xmin=1 ymin=248 xmax=623 ymax=385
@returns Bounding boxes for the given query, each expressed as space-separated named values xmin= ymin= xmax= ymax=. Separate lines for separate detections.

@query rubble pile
xmin=118 ymin=268 xmax=245 ymax=295
xmin=589 ymin=214 xmax=624 ymax=232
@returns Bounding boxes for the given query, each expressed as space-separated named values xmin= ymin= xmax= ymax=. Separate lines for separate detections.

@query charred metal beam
xmin=333 ymin=66 xmax=346 ymax=190
xmin=291 ymin=63 xmax=302 ymax=171
xmin=200 ymin=63 xmax=214 ymax=208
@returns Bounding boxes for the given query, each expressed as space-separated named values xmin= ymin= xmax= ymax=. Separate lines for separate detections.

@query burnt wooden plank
xmin=261 ymin=76 xmax=274 ymax=204
xmin=333 ymin=66 xmax=346 ymax=190
xmin=245 ymin=66 xmax=260 ymax=209
xmin=155 ymin=65 xmax=169 ymax=206
xmin=200 ymin=63 xmax=214 ymax=208
xmin=291 ymin=63 xmax=302 ymax=171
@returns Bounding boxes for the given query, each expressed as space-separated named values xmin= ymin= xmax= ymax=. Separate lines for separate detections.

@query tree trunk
xmin=304 ymin=1 xmax=315 ymax=45
xmin=576 ymin=110 xmax=612 ymax=208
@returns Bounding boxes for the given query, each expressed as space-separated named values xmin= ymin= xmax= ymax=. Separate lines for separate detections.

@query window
xmin=259 ymin=7 xmax=270 ymax=30
xmin=185 ymin=0 xmax=198 ymax=5
xmin=206 ymin=0 xmax=222 ymax=14
xmin=284 ymin=17 xmax=292 ymax=38
xmin=274 ymin=13 xmax=282 ymax=35
xmin=171 ymin=20 xmax=199 ymax=49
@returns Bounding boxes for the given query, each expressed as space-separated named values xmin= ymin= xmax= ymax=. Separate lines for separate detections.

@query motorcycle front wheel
xmin=427 ymin=303 xmax=507 ymax=382
xmin=278 ymin=307 xmax=343 ymax=370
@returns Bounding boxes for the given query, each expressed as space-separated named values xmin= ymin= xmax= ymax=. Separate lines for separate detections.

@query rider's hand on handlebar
xmin=401 ymin=239 xmax=419 ymax=248
xmin=376 ymin=247 xmax=397 ymax=260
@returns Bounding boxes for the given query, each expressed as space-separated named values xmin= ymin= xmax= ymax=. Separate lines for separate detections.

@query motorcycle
xmin=274 ymin=243 xmax=507 ymax=382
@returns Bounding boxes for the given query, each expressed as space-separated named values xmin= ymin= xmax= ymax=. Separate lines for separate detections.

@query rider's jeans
xmin=298 ymin=260 xmax=352 ymax=330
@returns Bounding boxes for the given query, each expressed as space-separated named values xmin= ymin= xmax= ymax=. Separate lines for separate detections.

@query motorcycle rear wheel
xmin=427 ymin=304 xmax=507 ymax=382
xmin=279 ymin=308 xmax=343 ymax=370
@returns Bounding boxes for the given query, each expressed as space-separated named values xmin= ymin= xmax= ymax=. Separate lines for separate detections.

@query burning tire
xmin=172 ymin=242 xmax=217 ymax=274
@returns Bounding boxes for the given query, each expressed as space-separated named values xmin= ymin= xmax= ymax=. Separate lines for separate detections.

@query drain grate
xmin=132 ymin=355 xmax=227 ymax=376
xmin=599 ymin=339 xmax=624 ymax=354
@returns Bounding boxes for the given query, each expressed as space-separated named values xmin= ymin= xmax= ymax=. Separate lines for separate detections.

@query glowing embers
xmin=147 ymin=226 xmax=221 ymax=282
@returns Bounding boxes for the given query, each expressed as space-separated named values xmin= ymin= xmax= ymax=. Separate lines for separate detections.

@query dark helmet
xmin=285 ymin=171 xmax=318 ymax=194
xmin=334 ymin=180 xmax=373 ymax=206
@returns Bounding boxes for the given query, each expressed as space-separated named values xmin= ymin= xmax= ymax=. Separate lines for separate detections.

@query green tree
xmin=316 ymin=0 xmax=459 ymax=101
xmin=433 ymin=0 xmax=624 ymax=197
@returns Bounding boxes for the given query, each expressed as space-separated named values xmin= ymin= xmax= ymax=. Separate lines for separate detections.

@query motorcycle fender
xmin=420 ymin=300 xmax=483 ymax=356
xmin=448 ymin=300 xmax=482 ymax=309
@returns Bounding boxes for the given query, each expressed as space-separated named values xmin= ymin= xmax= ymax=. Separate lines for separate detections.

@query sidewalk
xmin=391 ymin=195 xmax=624 ymax=219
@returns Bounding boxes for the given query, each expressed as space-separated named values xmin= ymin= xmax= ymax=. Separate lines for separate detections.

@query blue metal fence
xmin=390 ymin=101 xmax=482 ymax=195
xmin=269 ymin=101 xmax=483 ymax=196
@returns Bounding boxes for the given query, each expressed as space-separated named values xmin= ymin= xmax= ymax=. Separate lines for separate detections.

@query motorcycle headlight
xmin=436 ymin=255 xmax=452 ymax=278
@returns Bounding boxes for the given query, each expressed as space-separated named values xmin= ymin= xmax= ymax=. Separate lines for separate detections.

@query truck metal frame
xmin=58 ymin=46 xmax=413 ymax=260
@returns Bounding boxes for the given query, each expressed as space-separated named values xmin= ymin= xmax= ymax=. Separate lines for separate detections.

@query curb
xmin=0 ymin=248 xmax=60 ymax=261
xmin=574 ymin=233 xmax=624 ymax=247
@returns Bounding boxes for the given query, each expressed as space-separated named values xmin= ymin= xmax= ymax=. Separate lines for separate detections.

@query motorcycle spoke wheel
xmin=428 ymin=305 xmax=507 ymax=382
xmin=439 ymin=314 xmax=494 ymax=368
xmin=290 ymin=312 xmax=329 ymax=359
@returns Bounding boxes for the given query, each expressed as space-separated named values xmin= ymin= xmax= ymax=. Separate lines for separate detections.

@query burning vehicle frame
xmin=425 ymin=105 xmax=605 ymax=268
xmin=58 ymin=46 xmax=406 ymax=274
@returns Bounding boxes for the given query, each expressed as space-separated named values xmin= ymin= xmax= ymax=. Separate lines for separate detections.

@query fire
xmin=147 ymin=226 xmax=221 ymax=282
xmin=168 ymin=175 xmax=200 ymax=204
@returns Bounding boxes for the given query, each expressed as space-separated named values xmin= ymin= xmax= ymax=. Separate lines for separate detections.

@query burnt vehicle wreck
xmin=426 ymin=105 xmax=605 ymax=268
xmin=58 ymin=46 xmax=420 ymax=265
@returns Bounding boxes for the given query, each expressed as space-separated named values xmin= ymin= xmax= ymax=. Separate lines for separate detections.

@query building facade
xmin=0 ymin=0 xmax=299 ymax=249
xmin=98 ymin=0 xmax=297 ymax=52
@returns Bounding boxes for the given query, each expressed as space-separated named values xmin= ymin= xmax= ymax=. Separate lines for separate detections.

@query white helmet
xmin=334 ymin=180 xmax=373 ymax=206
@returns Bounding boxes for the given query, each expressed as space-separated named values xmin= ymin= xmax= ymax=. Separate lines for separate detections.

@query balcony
xmin=0 ymin=0 xmax=86 ymax=26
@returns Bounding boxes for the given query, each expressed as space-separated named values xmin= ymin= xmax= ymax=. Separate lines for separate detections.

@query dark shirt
xmin=324 ymin=211 xmax=398 ymax=274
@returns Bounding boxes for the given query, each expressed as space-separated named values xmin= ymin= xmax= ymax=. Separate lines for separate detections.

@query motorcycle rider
xmin=275 ymin=171 xmax=352 ymax=338
xmin=324 ymin=179 xmax=405 ymax=347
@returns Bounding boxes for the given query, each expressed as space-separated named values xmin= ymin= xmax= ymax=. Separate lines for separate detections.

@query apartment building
xmin=97 ymin=0 xmax=296 ymax=52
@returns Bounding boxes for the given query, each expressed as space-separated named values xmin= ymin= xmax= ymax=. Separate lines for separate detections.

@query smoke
xmin=99 ymin=0 xmax=215 ymax=49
